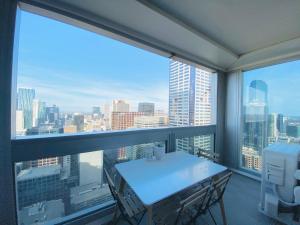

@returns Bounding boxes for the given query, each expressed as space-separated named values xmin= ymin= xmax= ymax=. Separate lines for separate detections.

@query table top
xmin=115 ymin=151 xmax=227 ymax=206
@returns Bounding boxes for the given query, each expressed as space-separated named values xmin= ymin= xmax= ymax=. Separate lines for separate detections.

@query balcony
xmin=1 ymin=1 xmax=300 ymax=225
xmin=88 ymin=174 xmax=276 ymax=225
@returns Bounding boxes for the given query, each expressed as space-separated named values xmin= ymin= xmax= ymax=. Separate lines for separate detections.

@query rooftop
xmin=18 ymin=200 xmax=64 ymax=225
xmin=70 ymin=182 xmax=112 ymax=205
xmin=17 ymin=165 xmax=61 ymax=181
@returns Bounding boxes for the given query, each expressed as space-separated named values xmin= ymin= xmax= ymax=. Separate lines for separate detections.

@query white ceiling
xmin=148 ymin=0 xmax=300 ymax=55
xmin=25 ymin=0 xmax=300 ymax=71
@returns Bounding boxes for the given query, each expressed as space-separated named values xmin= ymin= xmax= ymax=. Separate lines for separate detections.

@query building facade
xmin=169 ymin=60 xmax=216 ymax=153
xmin=17 ymin=88 xmax=35 ymax=129
xmin=111 ymin=112 xmax=144 ymax=130
xmin=138 ymin=102 xmax=155 ymax=115
xmin=112 ymin=100 xmax=129 ymax=112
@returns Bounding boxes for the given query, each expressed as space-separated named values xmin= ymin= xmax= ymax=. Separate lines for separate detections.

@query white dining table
xmin=115 ymin=151 xmax=228 ymax=225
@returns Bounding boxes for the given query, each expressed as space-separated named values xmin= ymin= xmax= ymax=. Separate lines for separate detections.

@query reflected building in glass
xmin=242 ymin=80 xmax=268 ymax=171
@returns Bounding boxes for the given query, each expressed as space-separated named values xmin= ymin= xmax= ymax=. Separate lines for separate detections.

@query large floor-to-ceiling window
xmin=13 ymin=9 xmax=218 ymax=225
xmin=241 ymin=60 xmax=300 ymax=172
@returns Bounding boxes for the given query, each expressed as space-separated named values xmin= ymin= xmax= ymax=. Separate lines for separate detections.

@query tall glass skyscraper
xmin=242 ymin=80 xmax=268 ymax=171
xmin=169 ymin=60 xmax=216 ymax=153
xmin=244 ymin=80 xmax=268 ymax=152
xmin=17 ymin=88 xmax=35 ymax=129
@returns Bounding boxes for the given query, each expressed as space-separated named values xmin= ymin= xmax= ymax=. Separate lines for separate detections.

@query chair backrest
xmin=173 ymin=180 xmax=212 ymax=225
xmin=104 ymin=167 xmax=118 ymax=197
xmin=104 ymin=167 xmax=144 ymax=218
xmin=209 ymin=170 xmax=232 ymax=206
xmin=197 ymin=148 xmax=220 ymax=163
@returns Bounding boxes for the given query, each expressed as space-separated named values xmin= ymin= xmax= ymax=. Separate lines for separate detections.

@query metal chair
xmin=153 ymin=179 xmax=213 ymax=225
xmin=104 ymin=167 xmax=146 ymax=225
xmin=197 ymin=148 xmax=220 ymax=163
xmin=207 ymin=170 xmax=232 ymax=225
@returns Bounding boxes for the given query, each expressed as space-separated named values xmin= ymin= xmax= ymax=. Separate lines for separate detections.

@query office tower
xmin=16 ymin=165 xmax=65 ymax=209
xmin=268 ymin=113 xmax=278 ymax=142
xmin=277 ymin=114 xmax=285 ymax=135
xmin=169 ymin=60 xmax=216 ymax=153
xmin=112 ymin=100 xmax=129 ymax=112
xmin=45 ymin=105 xmax=60 ymax=125
xmin=244 ymin=80 xmax=268 ymax=151
xmin=134 ymin=115 xmax=168 ymax=128
xmin=63 ymin=155 xmax=80 ymax=187
xmin=138 ymin=102 xmax=155 ymax=115
xmin=111 ymin=112 xmax=143 ymax=130
xmin=32 ymin=99 xmax=46 ymax=127
xmin=73 ymin=114 xmax=84 ymax=132
xmin=17 ymin=88 xmax=35 ymax=129
xmin=16 ymin=110 xmax=25 ymax=135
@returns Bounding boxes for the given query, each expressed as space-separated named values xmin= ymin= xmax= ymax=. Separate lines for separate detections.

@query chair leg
xmin=110 ymin=206 xmax=121 ymax=225
xmin=112 ymin=214 xmax=121 ymax=225
xmin=208 ymin=208 xmax=217 ymax=225
xmin=137 ymin=211 xmax=146 ymax=225
xmin=219 ymin=198 xmax=227 ymax=225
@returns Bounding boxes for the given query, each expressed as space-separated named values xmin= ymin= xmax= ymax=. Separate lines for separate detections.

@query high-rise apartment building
xmin=111 ymin=112 xmax=143 ymax=130
xmin=138 ymin=102 xmax=155 ymax=115
xmin=112 ymin=100 xmax=129 ymax=112
xmin=169 ymin=60 xmax=216 ymax=153
xmin=17 ymin=88 xmax=35 ymax=129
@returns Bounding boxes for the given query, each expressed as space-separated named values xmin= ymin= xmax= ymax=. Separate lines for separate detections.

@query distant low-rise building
xmin=138 ymin=102 xmax=155 ymax=115
xmin=70 ymin=183 xmax=112 ymax=212
xmin=17 ymin=165 xmax=65 ymax=209
xmin=134 ymin=115 xmax=168 ymax=128
xmin=18 ymin=200 xmax=65 ymax=225
xmin=111 ymin=112 xmax=144 ymax=130
xmin=287 ymin=124 xmax=300 ymax=138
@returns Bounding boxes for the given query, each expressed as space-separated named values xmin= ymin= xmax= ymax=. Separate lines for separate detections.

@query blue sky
xmin=16 ymin=11 xmax=300 ymax=116
xmin=243 ymin=60 xmax=300 ymax=116
xmin=16 ymin=11 xmax=169 ymax=113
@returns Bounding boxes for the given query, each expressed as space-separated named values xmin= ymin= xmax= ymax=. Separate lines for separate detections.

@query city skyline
xmin=17 ymin=11 xmax=169 ymax=113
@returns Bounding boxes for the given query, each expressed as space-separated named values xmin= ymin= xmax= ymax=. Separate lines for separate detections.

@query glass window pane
xmin=175 ymin=134 xmax=214 ymax=156
xmin=14 ymin=10 xmax=217 ymax=138
xmin=16 ymin=142 xmax=165 ymax=224
xmin=241 ymin=60 xmax=300 ymax=172
xmin=16 ymin=151 xmax=111 ymax=225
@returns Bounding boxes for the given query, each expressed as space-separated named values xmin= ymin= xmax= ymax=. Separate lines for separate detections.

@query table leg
xmin=119 ymin=177 xmax=126 ymax=194
xmin=146 ymin=206 xmax=153 ymax=225
xmin=213 ymin=175 xmax=228 ymax=225
xmin=219 ymin=197 xmax=227 ymax=225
